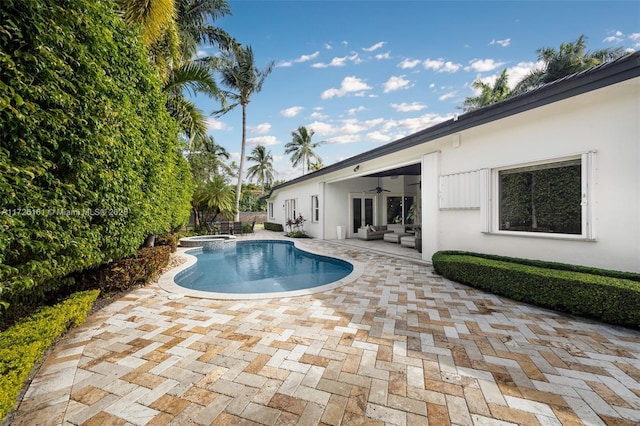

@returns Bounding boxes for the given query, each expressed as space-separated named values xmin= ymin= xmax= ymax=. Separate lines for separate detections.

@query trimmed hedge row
xmin=0 ymin=290 xmax=100 ymax=419
xmin=431 ymin=251 xmax=640 ymax=328
xmin=263 ymin=222 xmax=284 ymax=232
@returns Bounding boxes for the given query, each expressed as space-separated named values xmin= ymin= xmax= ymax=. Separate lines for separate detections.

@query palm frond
xmin=166 ymin=96 xmax=208 ymax=143
xmin=117 ymin=0 xmax=176 ymax=46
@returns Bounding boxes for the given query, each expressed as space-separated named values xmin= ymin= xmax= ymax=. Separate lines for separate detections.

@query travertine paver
xmin=9 ymin=231 xmax=640 ymax=425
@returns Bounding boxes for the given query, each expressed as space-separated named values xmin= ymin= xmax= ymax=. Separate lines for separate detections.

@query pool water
xmin=175 ymin=240 xmax=353 ymax=294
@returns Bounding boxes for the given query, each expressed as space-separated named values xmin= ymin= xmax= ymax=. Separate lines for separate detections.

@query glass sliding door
xmin=351 ymin=194 xmax=375 ymax=236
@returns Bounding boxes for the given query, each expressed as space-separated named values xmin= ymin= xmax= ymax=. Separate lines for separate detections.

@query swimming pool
xmin=169 ymin=240 xmax=356 ymax=297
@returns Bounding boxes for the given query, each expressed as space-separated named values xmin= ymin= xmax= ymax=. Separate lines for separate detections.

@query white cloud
xmin=313 ymin=52 xmax=361 ymax=68
xmin=490 ymin=38 xmax=511 ymax=47
xmin=366 ymin=131 xmax=393 ymax=143
xmin=295 ymin=51 xmax=320 ymax=63
xmin=326 ymin=134 xmax=361 ymax=144
xmin=321 ymin=76 xmax=372 ymax=99
xmin=438 ymin=91 xmax=457 ymax=101
xmin=280 ymin=106 xmax=304 ymax=117
xmin=363 ymin=118 xmax=385 ymax=127
xmin=247 ymin=135 xmax=279 ymax=147
xmin=250 ymin=123 xmax=271 ymax=134
xmin=340 ymin=119 xmax=367 ymax=134
xmin=375 ymin=51 xmax=391 ymax=60
xmin=630 ymin=33 xmax=640 ymax=50
xmin=196 ymin=49 xmax=208 ymax=58
xmin=363 ymin=41 xmax=386 ymax=52
xmin=503 ymin=60 xmax=542 ymax=89
xmin=395 ymin=113 xmax=449 ymax=135
xmin=206 ymin=117 xmax=229 ymax=131
xmin=306 ymin=120 xmax=335 ymax=136
xmin=278 ymin=51 xmax=320 ymax=68
xmin=423 ymin=58 xmax=462 ymax=73
xmin=309 ymin=110 xmax=328 ymax=120
xmin=391 ymin=102 xmax=426 ymax=112
xmin=468 ymin=58 xmax=506 ymax=72
xmin=398 ymin=58 xmax=421 ymax=69
xmin=383 ymin=75 xmax=412 ymax=93
xmin=324 ymin=43 xmax=332 ymax=50
xmin=348 ymin=106 xmax=366 ymax=115
xmin=604 ymin=30 xmax=624 ymax=44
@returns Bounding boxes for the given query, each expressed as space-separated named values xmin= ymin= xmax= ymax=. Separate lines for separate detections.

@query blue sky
xmin=190 ymin=1 xmax=640 ymax=182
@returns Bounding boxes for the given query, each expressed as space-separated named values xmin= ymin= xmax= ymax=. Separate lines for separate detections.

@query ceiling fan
xmin=368 ymin=178 xmax=390 ymax=194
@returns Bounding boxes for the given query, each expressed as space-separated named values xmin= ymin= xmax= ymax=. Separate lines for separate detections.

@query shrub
xmin=156 ymin=233 xmax=179 ymax=252
xmin=0 ymin=290 xmax=99 ymax=419
xmin=264 ymin=222 xmax=284 ymax=232
xmin=77 ymin=246 xmax=172 ymax=293
xmin=286 ymin=231 xmax=309 ymax=238
xmin=432 ymin=251 xmax=640 ymax=328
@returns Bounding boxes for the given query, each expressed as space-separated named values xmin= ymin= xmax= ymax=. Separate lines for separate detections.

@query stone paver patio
xmin=10 ymin=231 xmax=640 ymax=425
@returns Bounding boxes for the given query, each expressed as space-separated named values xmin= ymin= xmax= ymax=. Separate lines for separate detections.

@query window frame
xmin=311 ymin=195 xmax=320 ymax=222
xmin=268 ymin=202 xmax=275 ymax=220
xmin=488 ymin=152 xmax=595 ymax=241
xmin=384 ymin=193 xmax=415 ymax=225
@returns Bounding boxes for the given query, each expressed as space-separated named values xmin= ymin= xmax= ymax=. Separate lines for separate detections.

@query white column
xmin=421 ymin=152 xmax=440 ymax=260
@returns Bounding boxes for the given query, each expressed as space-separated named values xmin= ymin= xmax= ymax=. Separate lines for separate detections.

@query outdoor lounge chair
xmin=219 ymin=221 xmax=231 ymax=234
xmin=232 ymin=221 xmax=243 ymax=235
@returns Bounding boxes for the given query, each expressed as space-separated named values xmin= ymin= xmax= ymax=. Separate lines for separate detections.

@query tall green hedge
xmin=0 ymin=0 xmax=193 ymax=308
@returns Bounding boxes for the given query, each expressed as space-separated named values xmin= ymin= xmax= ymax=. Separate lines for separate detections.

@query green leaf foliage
xmin=0 ymin=0 xmax=193 ymax=309
xmin=432 ymin=251 xmax=640 ymax=328
xmin=0 ymin=290 xmax=99 ymax=419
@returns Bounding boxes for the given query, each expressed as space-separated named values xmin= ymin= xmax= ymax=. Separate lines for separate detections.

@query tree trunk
xmin=234 ymin=103 xmax=247 ymax=222
xmin=143 ymin=234 xmax=155 ymax=247
xmin=192 ymin=205 xmax=200 ymax=228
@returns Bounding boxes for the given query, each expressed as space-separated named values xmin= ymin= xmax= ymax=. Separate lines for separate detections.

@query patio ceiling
xmin=363 ymin=163 xmax=421 ymax=178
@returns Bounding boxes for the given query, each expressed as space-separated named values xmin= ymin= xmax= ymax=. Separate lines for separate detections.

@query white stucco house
xmin=265 ymin=52 xmax=640 ymax=273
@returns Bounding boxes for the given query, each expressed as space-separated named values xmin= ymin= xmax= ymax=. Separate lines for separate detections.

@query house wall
xmin=267 ymin=77 xmax=639 ymax=273
xmin=428 ymin=79 xmax=640 ymax=273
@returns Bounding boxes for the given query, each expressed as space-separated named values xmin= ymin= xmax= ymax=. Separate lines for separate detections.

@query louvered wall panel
xmin=439 ymin=171 xmax=481 ymax=209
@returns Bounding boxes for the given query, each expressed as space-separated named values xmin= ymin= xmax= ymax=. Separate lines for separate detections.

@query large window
xmin=285 ymin=199 xmax=297 ymax=221
xmin=497 ymin=157 xmax=589 ymax=236
xmin=268 ymin=202 xmax=274 ymax=220
xmin=386 ymin=195 xmax=415 ymax=225
xmin=311 ymin=195 xmax=319 ymax=222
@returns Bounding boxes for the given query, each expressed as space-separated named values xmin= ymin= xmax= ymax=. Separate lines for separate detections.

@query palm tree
xmin=513 ymin=35 xmax=626 ymax=95
xmin=192 ymin=175 xmax=236 ymax=227
xmin=461 ymin=69 xmax=511 ymax=112
xmin=246 ymin=145 xmax=277 ymax=195
xmin=309 ymin=159 xmax=324 ymax=171
xmin=285 ymin=126 xmax=323 ymax=176
xmin=216 ymin=42 xmax=274 ymax=221
xmin=188 ymin=135 xmax=231 ymax=183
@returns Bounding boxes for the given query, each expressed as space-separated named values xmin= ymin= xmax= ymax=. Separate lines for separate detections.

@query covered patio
xmin=10 ymin=230 xmax=640 ymax=425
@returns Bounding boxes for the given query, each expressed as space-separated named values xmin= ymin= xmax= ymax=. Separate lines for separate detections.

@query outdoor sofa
xmin=356 ymin=225 xmax=393 ymax=240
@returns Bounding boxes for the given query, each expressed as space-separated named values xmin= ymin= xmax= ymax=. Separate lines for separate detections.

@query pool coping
xmin=157 ymin=238 xmax=365 ymax=300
